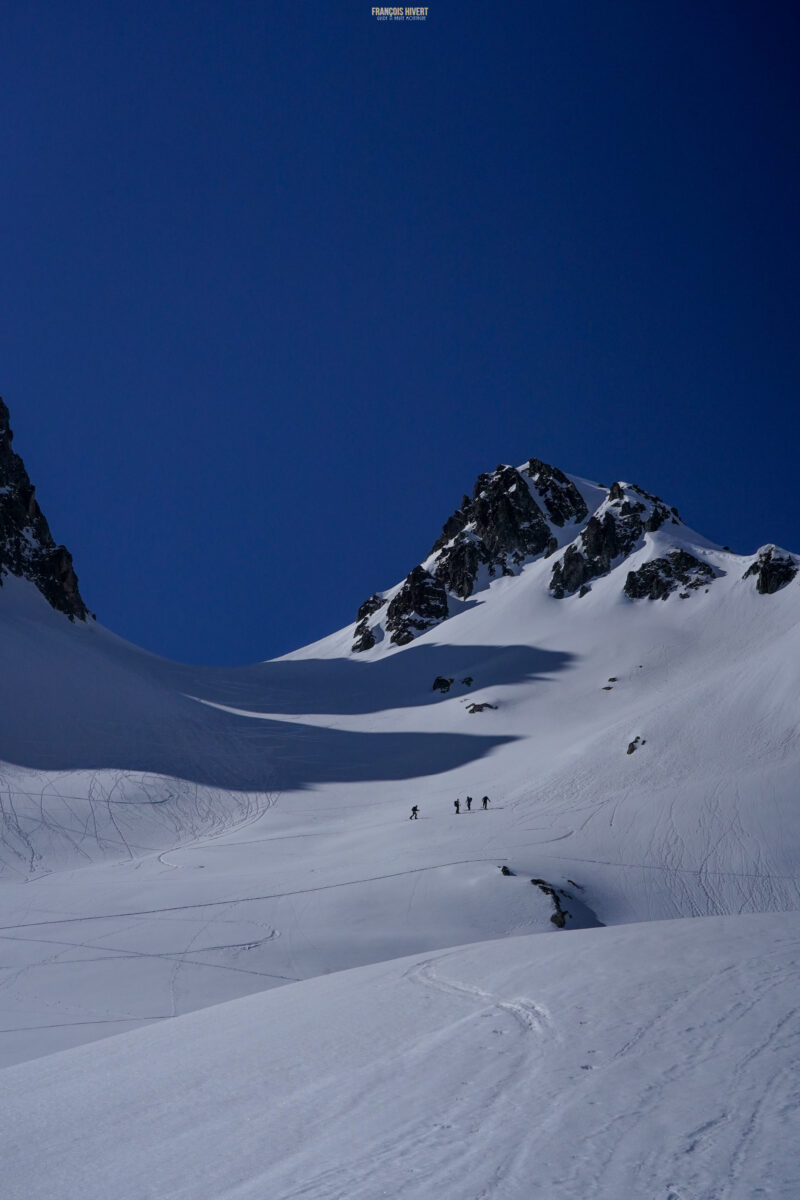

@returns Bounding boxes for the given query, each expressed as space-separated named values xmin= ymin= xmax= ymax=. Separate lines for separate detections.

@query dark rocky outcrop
xmin=351 ymin=622 xmax=377 ymax=653
xmin=433 ymin=465 xmax=552 ymax=599
xmin=352 ymin=592 xmax=387 ymax=652
xmin=357 ymin=593 xmax=386 ymax=622
xmin=550 ymin=544 xmax=593 ymax=598
xmin=432 ymin=676 xmax=453 ymax=693
xmin=433 ymin=537 xmax=485 ymax=601
xmin=550 ymin=482 xmax=680 ymax=599
xmin=0 ymin=398 xmax=89 ymax=621
xmin=466 ymin=701 xmax=497 ymax=713
xmin=530 ymin=878 xmax=572 ymax=928
xmin=523 ymin=458 xmax=588 ymax=527
xmin=384 ymin=566 xmax=448 ymax=646
xmin=743 ymin=546 xmax=798 ymax=595
xmin=357 ymin=458 xmax=573 ymax=648
xmin=430 ymin=495 xmax=474 ymax=555
xmin=624 ymin=550 xmax=716 ymax=601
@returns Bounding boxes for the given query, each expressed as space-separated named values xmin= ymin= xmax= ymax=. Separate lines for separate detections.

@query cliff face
xmin=0 ymin=399 xmax=89 ymax=621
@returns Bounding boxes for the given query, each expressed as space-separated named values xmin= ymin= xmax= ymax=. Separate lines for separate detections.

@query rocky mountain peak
xmin=351 ymin=455 xmax=590 ymax=651
xmin=349 ymin=456 xmax=797 ymax=654
xmin=549 ymin=481 xmax=681 ymax=599
xmin=0 ymin=398 xmax=89 ymax=621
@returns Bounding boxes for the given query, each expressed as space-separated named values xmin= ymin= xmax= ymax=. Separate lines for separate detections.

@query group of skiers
xmin=409 ymin=795 xmax=490 ymax=819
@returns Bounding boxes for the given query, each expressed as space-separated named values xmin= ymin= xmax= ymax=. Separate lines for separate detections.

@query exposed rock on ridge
xmin=431 ymin=462 xmax=588 ymax=601
xmin=0 ymin=399 xmax=89 ymax=621
xmin=352 ymin=458 xmax=589 ymax=651
xmin=384 ymin=566 xmax=448 ymax=646
xmin=524 ymin=458 xmax=589 ymax=528
xmin=624 ymin=550 xmax=716 ymax=601
xmin=743 ymin=547 xmax=798 ymax=595
xmin=349 ymin=456 xmax=792 ymax=654
xmin=352 ymin=593 xmax=386 ymax=651
xmin=550 ymin=482 xmax=679 ymax=599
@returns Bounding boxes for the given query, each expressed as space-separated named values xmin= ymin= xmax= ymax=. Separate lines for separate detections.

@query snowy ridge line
xmin=0 ymin=858 xmax=508 ymax=932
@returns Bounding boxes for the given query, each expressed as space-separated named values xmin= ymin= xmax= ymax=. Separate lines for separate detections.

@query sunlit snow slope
xmin=1 ymin=437 xmax=800 ymax=1198
xmin=0 ymin=462 xmax=799 ymax=1067
xmin=4 ymin=914 xmax=799 ymax=1200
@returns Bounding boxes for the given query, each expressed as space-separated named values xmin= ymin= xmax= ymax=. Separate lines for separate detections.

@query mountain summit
xmin=0 ymin=399 xmax=88 ymax=621
xmin=351 ymin=457 xmax=798 ymax=651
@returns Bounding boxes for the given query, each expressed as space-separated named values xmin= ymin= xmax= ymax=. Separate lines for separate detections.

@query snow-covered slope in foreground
xmin=4 ymin=912 xmax=799 ymax=1200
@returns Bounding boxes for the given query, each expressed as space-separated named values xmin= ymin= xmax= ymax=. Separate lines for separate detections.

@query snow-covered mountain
xmin=1 ymin=400 xmax=799 ymax=1197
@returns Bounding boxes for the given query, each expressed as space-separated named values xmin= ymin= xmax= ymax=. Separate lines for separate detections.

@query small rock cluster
xmin=623 ymin=550 xmax=716 ymax=601
xmin=432 ymin=676 xmax=474 ymax=694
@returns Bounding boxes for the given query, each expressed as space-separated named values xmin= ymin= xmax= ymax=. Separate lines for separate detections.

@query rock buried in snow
xmin=530 ymin=877 xmax=572 ymax=928
xmin=466 ymin=702 xmax=497 ymax=714
xmin=432 ymin=676 xmax=454 ymax=693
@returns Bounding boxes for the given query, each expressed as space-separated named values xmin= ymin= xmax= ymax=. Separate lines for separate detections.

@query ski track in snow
xmin=405 ymin=956 xmax=553 ymax=1037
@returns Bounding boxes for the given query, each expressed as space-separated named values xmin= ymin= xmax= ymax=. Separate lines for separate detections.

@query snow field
xmin=3 ymin=913 xmax=798 ymax=1199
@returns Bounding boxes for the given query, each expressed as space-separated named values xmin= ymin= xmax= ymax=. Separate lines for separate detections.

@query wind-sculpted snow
xmin=3 ymin=914 xmax=799 ymax=1200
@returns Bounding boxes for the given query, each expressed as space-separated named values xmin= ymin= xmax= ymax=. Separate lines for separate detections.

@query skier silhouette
xmin=465 ymin=796 xmax=472 ymax=812
xmin=410 ymin=805 xmax=419 ymax=820
xmin=481 ymin=795 xmax=489 ymax=810
xmin=454 ymin=799 xmax=461 ymax=815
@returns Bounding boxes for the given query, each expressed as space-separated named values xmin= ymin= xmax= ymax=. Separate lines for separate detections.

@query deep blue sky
xmin=3 ymin=1 xmax=799 ymax=664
